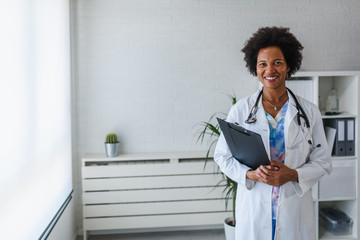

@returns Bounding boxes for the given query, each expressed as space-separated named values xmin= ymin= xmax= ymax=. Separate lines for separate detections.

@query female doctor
xmin=214 ymin=27 xmax=332 ymax=240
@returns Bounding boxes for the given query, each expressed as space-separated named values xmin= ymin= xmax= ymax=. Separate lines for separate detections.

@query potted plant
xmin=196 ymin=94 xmax=237 ymax=240
xmin=104 ymin=132 xmax=119 ymax=157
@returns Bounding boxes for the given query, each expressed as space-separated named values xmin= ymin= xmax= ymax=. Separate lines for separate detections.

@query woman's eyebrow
xmin=257 ymin=58 xmax=284 ymax=62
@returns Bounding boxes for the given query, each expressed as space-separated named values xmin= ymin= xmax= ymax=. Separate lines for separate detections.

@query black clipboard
xmin=217 ymin=118 xmax=270 ymax=170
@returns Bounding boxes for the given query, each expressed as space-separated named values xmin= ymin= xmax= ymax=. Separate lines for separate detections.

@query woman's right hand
xmin=247 ymin=162 xmax=298 ymax=187
xmin=246 ymin=165 xmax=277 ymax=182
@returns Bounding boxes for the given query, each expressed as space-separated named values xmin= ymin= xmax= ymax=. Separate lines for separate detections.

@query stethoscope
xmin=245 ymin=87 xmax=321 ymax=149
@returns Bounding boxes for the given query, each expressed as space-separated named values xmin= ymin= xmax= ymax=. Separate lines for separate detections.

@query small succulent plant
xmin=105 ymin=132 xmax=119 ymax=143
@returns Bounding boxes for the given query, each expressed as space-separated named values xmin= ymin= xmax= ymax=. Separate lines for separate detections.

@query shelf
xmin=331 ymin=156 xmax=357 ymax=161
xmin=321 ymin=113 xmax=357 ymax=119
xmin=294 ymin=71 xmax=360 ymax=78
xmin=82 ymin=151 xmax=211 ymax=162
xmin=318 ymin=198 xmax=357 ymax=202
xmin=319 ymin=225 xmax=355 ymax=240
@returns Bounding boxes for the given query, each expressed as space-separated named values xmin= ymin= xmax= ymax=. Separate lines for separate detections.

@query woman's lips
xmin=264 ymin=76 xmax=278 ymax=82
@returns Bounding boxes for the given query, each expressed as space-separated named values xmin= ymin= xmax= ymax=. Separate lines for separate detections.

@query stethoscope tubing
xmin=246 ymin=87 xmax=310 ymax=128
xmin=245 ymin=87 xmax=320 ymax=149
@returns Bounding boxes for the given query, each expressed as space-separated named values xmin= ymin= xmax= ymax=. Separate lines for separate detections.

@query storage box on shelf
xmin=319 ymin=206 xmax=353 ymax=236
xmin=81 ymin=152 xmax=230 ymax=240
xmin=290 ymin=71 xmax=360 ymax=240
xmin=318 ymin=201 xmax=357 ymax=239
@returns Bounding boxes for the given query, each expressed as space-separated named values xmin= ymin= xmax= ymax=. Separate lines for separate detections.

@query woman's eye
xmin=258 ymin=63 xmax=266 ymax=67
xmin=274 ymin=61 xmax=283 ymax=65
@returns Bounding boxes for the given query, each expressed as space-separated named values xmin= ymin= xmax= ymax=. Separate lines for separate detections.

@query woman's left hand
xmin=256 ymin=161 xmax=298 ymax=187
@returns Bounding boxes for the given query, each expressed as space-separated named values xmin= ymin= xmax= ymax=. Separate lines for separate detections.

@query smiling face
xmin=256 ymin=46 xmax=290 ymax=92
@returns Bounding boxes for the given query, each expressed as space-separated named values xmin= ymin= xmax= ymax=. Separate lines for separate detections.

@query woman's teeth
xmin=265 ymin=76 xmax=277 ymax=80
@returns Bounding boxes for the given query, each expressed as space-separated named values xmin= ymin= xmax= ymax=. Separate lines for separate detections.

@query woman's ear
xmin=286 ymin=68 xmax=290 ymax=79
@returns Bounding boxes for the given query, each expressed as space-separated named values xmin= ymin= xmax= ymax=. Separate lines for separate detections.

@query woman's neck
xmin=262 ymin=87 xmax=289 ymax=117
xmin=262 ymin=87 xmax=287 ymax=103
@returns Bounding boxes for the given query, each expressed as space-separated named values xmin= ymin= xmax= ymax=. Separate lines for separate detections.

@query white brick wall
xmin=70 ymin=0 xmax=360 ymax=233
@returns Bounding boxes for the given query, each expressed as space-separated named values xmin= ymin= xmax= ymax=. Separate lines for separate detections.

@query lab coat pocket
xmin=287 ymin=125 xmax=303 ymax=150
xmin=288 ymin=137 xmax=311 ymax=156
xmin=286 ymin=126 xmax=312 ymax=168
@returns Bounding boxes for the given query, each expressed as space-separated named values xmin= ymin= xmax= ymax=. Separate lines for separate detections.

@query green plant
xmin=105 ymin=132 xmax=119 ymax=143
xmin=196 ymin=93 xmax=238 ymax=226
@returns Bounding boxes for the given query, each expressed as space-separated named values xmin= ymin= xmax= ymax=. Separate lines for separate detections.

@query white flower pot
xmin=224 ymin=217 xmax=235 ymax=240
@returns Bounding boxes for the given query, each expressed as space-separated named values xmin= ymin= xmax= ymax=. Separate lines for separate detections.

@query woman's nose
xmin=265 ymin=64 xmax=275 ymax=73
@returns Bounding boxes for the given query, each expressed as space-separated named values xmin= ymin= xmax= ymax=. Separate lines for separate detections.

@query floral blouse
xmin=265 ymin=100 xmax=289 ymax=220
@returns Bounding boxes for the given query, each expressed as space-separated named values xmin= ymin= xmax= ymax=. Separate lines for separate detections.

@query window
xmin=0 ymin=1 xmax=72 ymax=239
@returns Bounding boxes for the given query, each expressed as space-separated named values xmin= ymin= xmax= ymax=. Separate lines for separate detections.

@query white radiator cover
xmin=81 ymin=152 xmax=231 ymax=239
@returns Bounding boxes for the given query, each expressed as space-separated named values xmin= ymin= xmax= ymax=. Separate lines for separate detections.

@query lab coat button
xmin=279 ymin=203 xmax=284 ymax=207
xmin=277 ymin=227 xmax=282 ymax=232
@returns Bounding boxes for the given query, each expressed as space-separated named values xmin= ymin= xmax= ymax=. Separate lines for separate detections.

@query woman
xmin=214 ymin=27 xmax=332 ymax=240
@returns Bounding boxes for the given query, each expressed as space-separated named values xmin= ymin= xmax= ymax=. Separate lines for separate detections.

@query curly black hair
xmin=241 ymin=26 xmax=303 ymax=78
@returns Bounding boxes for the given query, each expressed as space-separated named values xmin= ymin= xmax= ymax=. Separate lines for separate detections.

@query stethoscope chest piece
xmin=245 ymin=118 xmax=256 ymax=124
xmin=245 ymin=105 xmax=258 ymax=124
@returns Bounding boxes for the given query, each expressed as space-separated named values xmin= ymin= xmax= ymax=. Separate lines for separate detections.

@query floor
xmin=78 ymin=229 xmax=225 ymax=240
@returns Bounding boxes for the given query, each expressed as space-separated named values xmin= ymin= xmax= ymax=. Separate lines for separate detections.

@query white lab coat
xmin=214 ymin=89 xmax=332 ymax=240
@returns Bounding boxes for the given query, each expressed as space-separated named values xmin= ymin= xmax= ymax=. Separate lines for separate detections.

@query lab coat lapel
xmin=284 ymin=91 xmax=299 ymax=150
xmin=253 ymin=95 xmax=271 ymax=161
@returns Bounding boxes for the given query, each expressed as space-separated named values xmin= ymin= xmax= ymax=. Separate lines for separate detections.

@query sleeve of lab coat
xmin=214 ymin=105 xmax=256 ymax=190
xmin=292 ymin=106 xmax=332 ymax=196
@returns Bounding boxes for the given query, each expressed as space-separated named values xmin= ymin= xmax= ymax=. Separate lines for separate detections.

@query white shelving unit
xmin=290 ymin=71 xmax=360 ymax=240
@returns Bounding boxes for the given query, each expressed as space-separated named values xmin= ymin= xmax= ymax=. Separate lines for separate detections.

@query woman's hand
xmin=246 ymin=161 xmax=298 ymax=187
